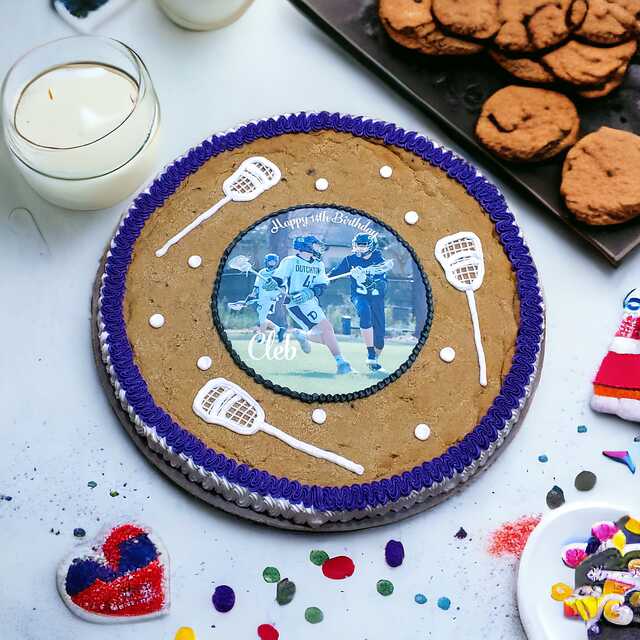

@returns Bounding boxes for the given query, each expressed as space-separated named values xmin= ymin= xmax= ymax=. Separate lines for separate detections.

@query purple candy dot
xmin=212 ymin=585 xmax=235 ymax=613
xmin=385 ymin=539 xmax=405 ymax=567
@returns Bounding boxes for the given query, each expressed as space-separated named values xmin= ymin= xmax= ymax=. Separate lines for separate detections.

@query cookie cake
xmin=96 ymin=112 xmax=544 ymax=528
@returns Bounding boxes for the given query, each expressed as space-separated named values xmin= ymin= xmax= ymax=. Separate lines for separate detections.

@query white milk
xmin=157 ymin=0 xmax=254 ymax=30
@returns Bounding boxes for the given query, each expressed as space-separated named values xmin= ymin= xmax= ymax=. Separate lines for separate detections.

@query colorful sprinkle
xmin=1 ymin=495 xmax=13 ymax=501
xmin=175 ymin=627 xmax=196 ymax=640
xmin=546 ymin=485 xmax=565 ymax=509
xmin=415 ymin=593 xmax=427 ymax=604
xmin=212 ymin=585 xmax=235 ymax=613
xmin=262 ymin=567 xmax=280 ymax=583
xmin=376 ymin=579 xmax=394 ymax=596
xmin=585 ymin=536 xmax=600 ymax=555
xmin=437 ymin=596 xmax=451 ymax=610
xmin=574 ymin=470 xmax=597 ymax=491
xmin=488 ymin=515 xmax=541 ymax=558
xmin=602 ymin=450 xmax=636 ymax=474
xmin=257 ymin=624 xmax=279 ymax=640
xmin=577 ymin=425 xmax=588 ymax=433
xmin=538 ymin=454 xmax=548 ymax=463
xmin=454 ymin=527 xmax=468 ymax=540
xmin=322 ymin=555 xmax=355 ymax=580
xmin=87 ymin=481 xmax=97 ymax=489
xmin=73 ymin=528 xmax=86 ymax=538
xmin=309 ymin=549 xmax=329 ymax=566
xmin=592 ymin=521 xmax=618 ymax=541
xmin=109 ymin=490 xmax=119 ymax=497
xmin=304 ymin=606 xmax=324 ymax=624
xmin=551 ymin=582 xmax=573 ymax=602
xmin=385 ymin=540 xmax=405 ymax=567
xmin=276 ymin=578 xmax=296 ymax=605
xmin=561 ymin=544 xmax=587 ymax=568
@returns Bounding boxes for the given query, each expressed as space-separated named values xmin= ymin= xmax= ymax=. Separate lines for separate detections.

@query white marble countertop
xmin=1 ymin=2 xmax=639 ymax=639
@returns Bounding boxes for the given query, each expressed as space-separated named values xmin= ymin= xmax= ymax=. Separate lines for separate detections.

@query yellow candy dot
xmin=575 ymin=596 xmax=599 ymax=621
xmin=611 ymin=530 xmax=627 ymax=552
xmin=175 ymin=628 xmax=196 ymax=640
xmin=551 ymin=582 xmax=574 ymax=601
xmin=625 ymin=517 xmax=640 ymax=535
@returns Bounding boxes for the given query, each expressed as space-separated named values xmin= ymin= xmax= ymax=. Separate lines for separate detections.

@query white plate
xmin=517 ymin=501 xmax=631 ymax=640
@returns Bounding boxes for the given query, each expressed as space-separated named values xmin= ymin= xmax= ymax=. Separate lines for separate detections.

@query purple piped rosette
xmin=98 ymin=112 xmax=544 ymax=525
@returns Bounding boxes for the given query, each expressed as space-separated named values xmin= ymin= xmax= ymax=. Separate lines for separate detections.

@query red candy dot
xmin=257 ymin=623 xmax=279 ymax=640
xmin=321 ymin=555 xmax=355 ymax=580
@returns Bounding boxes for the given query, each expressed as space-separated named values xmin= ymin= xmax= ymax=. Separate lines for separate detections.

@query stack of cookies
xmin=379 ymin=0 xmax=640 ymax=226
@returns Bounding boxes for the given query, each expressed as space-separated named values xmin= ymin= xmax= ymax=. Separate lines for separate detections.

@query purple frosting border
xmin=100 ymin=112 xmax=544 ymax=513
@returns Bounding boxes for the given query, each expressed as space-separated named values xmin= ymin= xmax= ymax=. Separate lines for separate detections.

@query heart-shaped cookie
xmin=57 ymin=523 xmax=170 ymax=623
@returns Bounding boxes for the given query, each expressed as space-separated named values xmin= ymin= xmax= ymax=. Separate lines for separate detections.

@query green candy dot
xmin=262 ymin=566 xmax=280 ymax=583
xmin=276 ymin=578 xmax=296 ymax=605
xmin=309 ymin=549 xmax=329 ymax=566
xmin=377 ymin=579 xmax=394 ymax=596
xmin=305 ymin=606 xmax=324 ymax=624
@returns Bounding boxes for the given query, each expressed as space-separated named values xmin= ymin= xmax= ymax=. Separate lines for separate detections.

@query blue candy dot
xmin=437 ymin=596 xmax=451 ymax=611
xmin=385 ymin=539 xmax=405 ymax=567
xmin=538 ymin=454 xmax=548 ymax=463
xmin=212 ymin=585 xmax=235 ymax=613
xmin=415 ymin=593 xmax=427 ymax=605
xmin=73 ymin=528 xmax=86 ymax=538
xmin=577 ymin=425 xmax=587 ymax=433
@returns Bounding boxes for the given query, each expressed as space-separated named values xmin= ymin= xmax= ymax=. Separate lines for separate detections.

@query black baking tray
xmin=289 ymin=0 xmax=640 ymax=265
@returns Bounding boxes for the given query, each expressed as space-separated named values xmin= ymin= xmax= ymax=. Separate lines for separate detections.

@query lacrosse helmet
xmin=293 ymin=235 xmax=326 ymax=260
xmin=352 ymin=233 xmax=377 ymax=256
xmin=263 ymin=253 xmax=279 ymax=270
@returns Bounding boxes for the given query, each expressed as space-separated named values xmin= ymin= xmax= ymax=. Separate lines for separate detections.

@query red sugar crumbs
xmin=488 ymin=515 xmax=541 ymax=558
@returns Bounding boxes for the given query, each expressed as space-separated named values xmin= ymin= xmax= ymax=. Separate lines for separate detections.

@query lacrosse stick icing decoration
xmin=192 ymin=378 xmax=364 ymax=475
xmin=435 ymin=232 xmax=487 ymax=387
xmin=155 ymin=157 xmax=281 ymax=257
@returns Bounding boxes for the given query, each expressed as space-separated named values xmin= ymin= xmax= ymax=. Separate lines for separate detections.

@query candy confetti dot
xmin=73 ymin=527 xmax=86 ymax=538
xmin=377 ymin=579 xmax=394 ymax=596
xmin=257 ymin=624 xmax=279 ymax=640
xmin=322 ymin=555 xmax=355 ymax=580
xmin=574 ymin=470 xmax=597 ymax=491
xmin=602 ymin=450 xmax=636 ymax=474
xmin=87 ymin=481 xmax=97 ymax=489
xmin=415 ymin=593 xmax=427 ymax=605
xmin=439 ymin=346 xmax=455 ymax=362
xmin=309 ymin=549 xmax=329 ymax=566
xmin=454 ymin=527 xmax=468 ymax=540
xmin=149 ymin=313 xmax=165 ymax=328
xmin=546 ymin=485 xmax=565 ymax=509
xmin=488 ymin=515 xmax=541 ymax=558
xmin=197 ymin=356 xmax=212 ymax=371
xmin=175 ymin=628 xmax=196 ymax=640
xmin=304 ymin=606 xmax=324 ymax=624
xmin=404 ymin=210 xmax=419 ymax=225
xmin=276 ymin=578 xmax=296 ymax=605
xmin=385 ymin=540 xmax=405 ymax=567
xmin=188 ymin=255 xmax=202 ymax=269
xmin=379 ymin=165 xmax=393 ymax=178
xmin=315 ymin=178 xmax=329 ymax=191
xmin=437 ymin=597 xmax=451 ymax=610
xmin=311 ymin=408 xmax=326 ymax=425
xmin=212 ymin=585 xmax=235 ymax=613
xmin=414 ymin=423 xmax=431 ymax=441
xmin=109 ymin=490 xmax=119 ymax=498
xmin=577 ymin=425 xmax=587 ymax=433
xmin=262 ymin=566 xmax=280 ymax=583
xmin=538 ymin=454 xmax=549 ymax=463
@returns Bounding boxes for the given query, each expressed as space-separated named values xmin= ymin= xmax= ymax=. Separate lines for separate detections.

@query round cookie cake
xmin=97 ymin=112 xmax=544 ymax=528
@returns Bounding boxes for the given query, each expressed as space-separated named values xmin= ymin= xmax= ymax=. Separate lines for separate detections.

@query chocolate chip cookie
xmin=379 ymin=0 xmax=484 ymax=55
xmin=542 ymin=38 xmax=637 ymax=86
xmin=575 ymin=0 xmax=640 ymax=44
xmin=561 ymin=127 xmax=640 ymax=224
xmin=494 ymin=0 xmax=588 ymax=53
xmin=577 ymin=63 xmax=628 ymax=97
xmin=490 ymin=49 xmax=556 ymax=82
xmin=432 ymin=0 xmax=501 ymax=40
xmin=476 ymin=85 xmax=580 ymax=161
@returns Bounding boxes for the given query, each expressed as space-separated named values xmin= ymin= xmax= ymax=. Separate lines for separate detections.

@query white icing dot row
xmin=404 ymin=210 xmax=419 ymax=225
xmin=197 ymin=356 xmax=212 ymax=371
xmin=315 ymin=177 xmax=329 ymax=192
xmin=439 ymin=346 xmax=456 ymax=363
xmin=312 ymin=408 xmax=327 ymax=425
xmin=188 ymin=255 xmax=202 ymax=269
xmin=414 ymin=423 xmax=431 ymax=441
xmin=149 ymin=313 xmax=165 ymax=328
xmin=379 ymin=164 xmax=393 ymax=178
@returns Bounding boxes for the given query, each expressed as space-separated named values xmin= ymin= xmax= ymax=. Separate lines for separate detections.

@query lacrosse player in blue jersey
xmin=262 ymin=235 xmax=353 ymax=375
xmin=329 ymin=232 xmax=392 ymax=373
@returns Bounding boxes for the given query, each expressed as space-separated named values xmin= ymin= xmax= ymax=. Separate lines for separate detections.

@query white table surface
xmin=1 ymin=2 xmax=640 ymax=639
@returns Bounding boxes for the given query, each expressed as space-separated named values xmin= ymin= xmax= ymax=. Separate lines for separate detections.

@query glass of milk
xmin=1 ymin=36 xmax=160 ymax=210
xmin=156 ymin=0 xmax=254 ymax=31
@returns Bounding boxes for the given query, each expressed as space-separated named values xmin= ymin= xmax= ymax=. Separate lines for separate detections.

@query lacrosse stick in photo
xmin=226 ymin=255 xmax=273 ymax=283
xmin=193 ymin=378 xmax=364 ymax=475
xmin=155 ymin=157 xmax=281 ymax=257
xmin=327 ymin=258 xmax=395 ymax=282
xmin=227 ymin=298 xmax=258 ymax=311
xmin=435 ymin=232 xmax=487 ymax=387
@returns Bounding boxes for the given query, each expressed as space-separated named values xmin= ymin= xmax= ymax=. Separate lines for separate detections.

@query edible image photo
xmin=213 ymin=205 xmax=432 ymax=397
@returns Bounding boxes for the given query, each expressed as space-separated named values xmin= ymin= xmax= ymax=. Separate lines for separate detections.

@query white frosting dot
xmin=312 ymin=408 xmax=327 ymax=425
xmin=188 ymin=255 xmax=202 ymax=269
xmin=149 ymin=313 xmax=165 ymax=328
xmin=197 ymin=356 xmax=212 ymax=371
xmin=439 ymin=347 xmax=456 ymax=363
xmin=414 ymin=423 xmax=431 ymax=441
xmin=379 ymin=165 xmax=393 ymax=178
xmin=315 ymin=177 xmax=329 ymax=191
xmin=404 ymin=210 xmax=419 ymax=225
